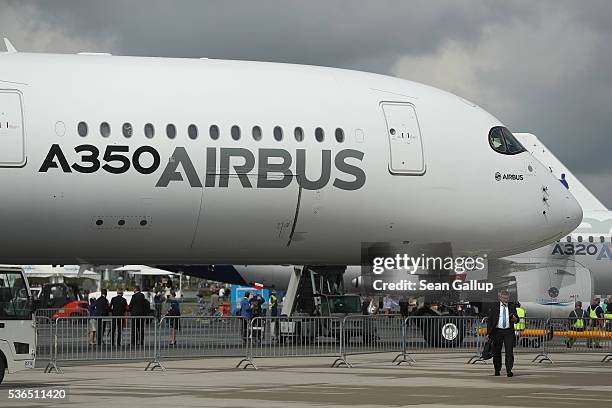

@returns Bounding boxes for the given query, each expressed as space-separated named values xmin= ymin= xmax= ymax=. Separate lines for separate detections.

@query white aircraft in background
xmin=0 ymin=39 xmax=580 ymax=267
xmin=206 ymin=134 xmax=611 ymax=319
xmin=502 ymin=133 xmax=612 ymax=317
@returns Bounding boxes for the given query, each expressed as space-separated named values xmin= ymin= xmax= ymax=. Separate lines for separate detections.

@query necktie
xmin=502 ymin=304 xmax=507 ymax=329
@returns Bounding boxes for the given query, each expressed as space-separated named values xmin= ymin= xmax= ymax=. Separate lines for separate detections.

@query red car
xmin=51 ymin=300 xmax=89 ymax=320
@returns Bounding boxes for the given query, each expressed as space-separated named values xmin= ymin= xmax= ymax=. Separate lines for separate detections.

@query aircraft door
xmin=0 ymin=90 xmax=25 ymax=167
xmin=381 ymin=102 xmax=425 ymax=175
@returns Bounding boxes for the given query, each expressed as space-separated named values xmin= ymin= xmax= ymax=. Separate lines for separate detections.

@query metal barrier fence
xmin=406 ymin=316 xmax=482 ymax=354
xmin=505 ymin=317 xmax=553 ymax=363
xmin=34 ymin=316 xmax=53 ymax=361
xmin=34 ymin=315 xmax=612 ymax=372
xmin=45 ymin=316 xmax=156 ymax=373
xmin=547 ymin=318 xmax=612 ymax=362
xmin=146 ymin=316 xmax=245 ymax=371
xmin=236 ymin=316 xmax=345 ymax=369
xmin=342 ymin=314 xmax=411 ymax=367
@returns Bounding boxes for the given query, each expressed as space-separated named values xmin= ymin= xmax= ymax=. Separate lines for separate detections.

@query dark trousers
xmin=492 ymin=328 xmax=515 ymax=373
xmin=111 ymin=318 xmax=123 ymax=346
xmin=131 ymin=319 xmax=144 ymax=345
xmin=242 ymin=318 xmax=249 ymax=341
xmin=97 ymin=319 xmax=108 ymax=345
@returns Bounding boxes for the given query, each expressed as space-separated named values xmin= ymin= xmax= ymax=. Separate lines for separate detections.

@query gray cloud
xmin=1 ymin=0 xmax=611 ymax=208
xmin=6 ymin=1 xmax=527 ymax=66
xmin=0 ymin=1 xmax=115 ymax=53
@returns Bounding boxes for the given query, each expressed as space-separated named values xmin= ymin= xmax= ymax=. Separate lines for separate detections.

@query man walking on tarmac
xmin=486 ymin=290 xmax=519 ymax=377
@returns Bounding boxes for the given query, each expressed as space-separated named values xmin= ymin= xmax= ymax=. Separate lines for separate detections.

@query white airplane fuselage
xmin=0 ymin=52 xmax=581 ymax=264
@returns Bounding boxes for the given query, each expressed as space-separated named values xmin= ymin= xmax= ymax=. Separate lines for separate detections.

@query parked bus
xmin=0 ymin=266 xmax=35 ymax=384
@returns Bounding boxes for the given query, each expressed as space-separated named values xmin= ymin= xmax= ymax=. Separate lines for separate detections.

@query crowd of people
xmin=567 ymin=296 xmax=612 ymax=348
xmin=239 ymin=291 xmax=278 ymax=342
xmin=86 ymin=285 xmax=183 ymax=347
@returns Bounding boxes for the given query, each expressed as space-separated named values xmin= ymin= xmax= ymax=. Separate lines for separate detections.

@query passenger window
xmin=231 ymin=125 xmax=241 ymax=141
xmin=335 ymin=128 xmax=345 ymax=143
xmin=77 ymin=122 xmax=88 ymax=137
xmin=588 ymin=236 xmax=594 ymax=243
xmin=294 ymin=127 xmax=304 ymax=142
xmin=600 ymin=236 xmax=605 ymax=243
xmin=488 ymin=126 xmax=526 ymax=155
xmin=252 ymin=126 xmax=262 ymax=141
xmin=100 ymin=122 xmax=111 ymax=138
xmin=577 ymin=236 xmax=583 ymax=243
xmin=274 ymin=126 xmax=283 ymax=141
xmin=166 ymin=124 xmax=176 ymax=139
xmin=122 ymin=123 xmax=133 ymax=138
xmin=144 ymin=123 xmax=155 ymax=139
xmin=209 ymin=125 xmax=220 ymax=140
xmin=566 ymin=236 xmax=572 ymax=242
xmin=315 ymin=127 xmax=325 ymax=142
xmin=188 ymin=124 xmax=198 ymax=140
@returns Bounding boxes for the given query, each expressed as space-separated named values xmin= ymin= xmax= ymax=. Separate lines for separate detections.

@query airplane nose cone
xmin=563 ymin=189 xmax=583 ymax=232
xmin=545 ymin=180 xmax=583 ymax=238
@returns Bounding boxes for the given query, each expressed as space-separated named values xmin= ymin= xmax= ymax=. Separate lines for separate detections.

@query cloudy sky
xmin=2 ymin=0 xmax=611 ymax=207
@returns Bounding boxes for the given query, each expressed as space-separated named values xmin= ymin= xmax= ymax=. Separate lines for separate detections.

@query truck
xmin=0 ymin=266 xmax=35 ymax=384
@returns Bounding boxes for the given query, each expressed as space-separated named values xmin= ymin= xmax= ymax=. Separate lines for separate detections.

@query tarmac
xmin=1 ymin=352 xmax=612 ymax=407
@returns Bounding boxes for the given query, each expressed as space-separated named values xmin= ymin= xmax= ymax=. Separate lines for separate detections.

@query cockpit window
xmin=488 ymin=126 xmax=526 ymax=155
xmin=489 ymin=127 xmax=506 ymax=153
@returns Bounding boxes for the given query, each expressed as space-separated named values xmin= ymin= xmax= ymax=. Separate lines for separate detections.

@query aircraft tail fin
xmin=2 ymin=38 xmax=17 ymax=54
xmin=515 ymin=133 xmax=608 ymax=212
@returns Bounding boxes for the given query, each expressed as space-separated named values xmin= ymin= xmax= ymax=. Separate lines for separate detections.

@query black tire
xmin=0 ymin=353 xmax=6 ymax=385
xmin=423 ymin=318 xmax=465 ymax=348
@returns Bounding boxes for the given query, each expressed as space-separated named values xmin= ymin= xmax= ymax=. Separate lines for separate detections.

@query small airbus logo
xmin=495 ymin=172 xmax=524 ymax=181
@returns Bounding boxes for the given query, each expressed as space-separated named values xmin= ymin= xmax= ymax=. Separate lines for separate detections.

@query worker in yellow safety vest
xmin=566 ymin=301 xmax=587 ymax=348
xmin=514 ymin=302 xmax=526 ymax=331
xmin=514 ymin=302 xmax=527 ymax=347
xmin=587 ymin=298 xmax=604 ymax=348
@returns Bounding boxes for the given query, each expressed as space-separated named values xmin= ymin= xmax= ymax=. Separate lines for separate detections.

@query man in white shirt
xmin=382 ymin=295 xmax=398 ymax=316
xmin=486 ymin=290 xmax=519 ymax=377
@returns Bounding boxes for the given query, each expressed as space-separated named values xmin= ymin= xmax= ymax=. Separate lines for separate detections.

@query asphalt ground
xmin=2 ymin=352 xmax=611 ymax=407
